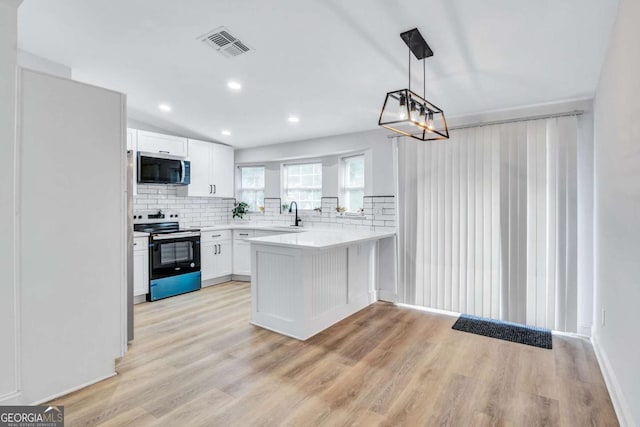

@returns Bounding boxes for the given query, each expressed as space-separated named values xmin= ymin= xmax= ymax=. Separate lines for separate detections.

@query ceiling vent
xmin=199 ymin=26 xmax=252 ymax=58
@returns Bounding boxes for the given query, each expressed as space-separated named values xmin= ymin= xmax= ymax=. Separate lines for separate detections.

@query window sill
xmin=283 ymin=210 xmax=321 ymax=216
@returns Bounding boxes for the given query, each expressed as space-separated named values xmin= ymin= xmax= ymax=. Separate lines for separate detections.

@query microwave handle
xmin=180 ymin=160 xmax=186 ymax=184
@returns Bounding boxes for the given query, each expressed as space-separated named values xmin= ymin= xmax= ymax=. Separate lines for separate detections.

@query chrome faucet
xmin=288 ymin=201 xmax=301 ymax=227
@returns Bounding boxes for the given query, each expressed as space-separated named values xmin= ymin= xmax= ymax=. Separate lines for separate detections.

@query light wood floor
xmin=51 ymin=281 xmax=618 ymax=426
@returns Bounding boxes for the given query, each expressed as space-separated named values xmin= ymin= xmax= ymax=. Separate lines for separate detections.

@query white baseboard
xmin=0 ymin=391 xmax=22 ymax=405
xmin=591 ymin=334 xmax=634 ymax=427
xmin=31 ymin=372 xmax=117 ymax=406
xmin=202 ymin=275 xmax=233 ymax=287
xmin=577 ymin=323 xmax=592 ymax=337
xmin=377 ymin=290 xmax=397 ymax=302
xmin=0 ymin=372 xmax=117 ymax=406
xmin=368 ymin=290 xmax=378 ymax=304
xmin=133 ymin=294 xmax=146 ymax=304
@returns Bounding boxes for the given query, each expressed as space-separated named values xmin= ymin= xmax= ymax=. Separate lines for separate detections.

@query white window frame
xmin=281 ymin=161 xmax=323 ymax=211
xmin=237 ymin=165 xmax=265 ymax=212
xmin=341 ymin=154 xmax=365 ymax=213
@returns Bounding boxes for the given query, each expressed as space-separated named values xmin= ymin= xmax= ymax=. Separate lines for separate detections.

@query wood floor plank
xmin=47 ymin=281 xmax=619 ymax=426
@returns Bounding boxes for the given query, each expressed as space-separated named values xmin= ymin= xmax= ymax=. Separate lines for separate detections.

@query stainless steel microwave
xmin=137 ymin=152 xmax=191 ymax=185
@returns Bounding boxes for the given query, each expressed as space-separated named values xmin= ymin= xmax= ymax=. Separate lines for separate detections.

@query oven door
xmin=150 ymin=234 xmax=201 ymax=279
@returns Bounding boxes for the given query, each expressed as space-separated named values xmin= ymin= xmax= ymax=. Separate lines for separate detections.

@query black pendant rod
xmin=408 ymin=39 xmax=411 ymax=92
xmin=423 ymin=56 xmax=426 ymax=99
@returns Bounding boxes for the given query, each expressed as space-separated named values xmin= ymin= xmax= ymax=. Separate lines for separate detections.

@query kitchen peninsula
xmin=248 ymin=229 xmax=396 ymax=340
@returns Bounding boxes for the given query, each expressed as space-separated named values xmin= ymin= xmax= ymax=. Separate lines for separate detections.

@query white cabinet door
xmin=215 ymin=240 xmax=233 ymax=277
xmin=211 ymin=143 xmax=234 ymax=198
xmin=201 ymin=241 xmax=218 ymax=281
xmin=137 ymin=130 xmax=187 ymax=156
xmin=183 ymin=139 xmax=234 ymax=198
xmin=126 ymin=128 xmax=138 ymax=196
xmin=233 ymin=240 xmax=251 ymax=275
xmin=186 ymin=139 xmax=213 ymax=197
xmin=133 ymin=239 xmax=149 ymax=297
xmin=126 ymin=128 xmax=137 ymax=151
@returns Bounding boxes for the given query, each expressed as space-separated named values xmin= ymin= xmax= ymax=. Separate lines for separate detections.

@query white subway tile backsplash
xmin=135 ymin=186 xmax=396 ymax=233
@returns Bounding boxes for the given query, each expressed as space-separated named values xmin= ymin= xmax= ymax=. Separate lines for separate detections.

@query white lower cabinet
xmin=233 ymin=241 xmax=251 ymax=275
xmin=133 ymin=237 xmax=149 ymax=297
xmin=233 ymin=230 xmax=254 ymax=276
xmin=206 ymin=228 xmax=307 ymax=286
xmin=201 ymin=230 xmax=232 ymax=284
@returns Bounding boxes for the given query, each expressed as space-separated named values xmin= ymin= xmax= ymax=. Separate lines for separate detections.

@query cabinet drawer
xmin=233 ymin=230 xmax=255 ymax=240
xmin=201 ymin=230 xmax=231 ymax=242
xmin=133 ymin=237 xmax=148 ymax=252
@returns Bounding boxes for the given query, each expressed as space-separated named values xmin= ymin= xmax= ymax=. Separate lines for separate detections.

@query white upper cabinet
xmin=126 ymin=128 xmax=137 ymax=151
xmin=186 ymin=139 xmax=214 ymax=197
xmin=126 ymin=128 xmax=138 ymax=196
xmin=211 ymin=143 xmax=234 ymax=198
xmin=183 ymin=139 xmax=234 ymax=198
xmin=136 ymin=130 xmax=188 ymax=157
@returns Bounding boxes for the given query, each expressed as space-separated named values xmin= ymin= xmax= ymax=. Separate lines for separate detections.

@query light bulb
xmin=426 ymin=111 xmax=435 ymax=131
xmin=419 ymin=105 xmax=427 ymax=126
xmin=409 ymin=100 xmax=418 ymax=121
xmin=398 ymin=94 xmax=407 ymax=120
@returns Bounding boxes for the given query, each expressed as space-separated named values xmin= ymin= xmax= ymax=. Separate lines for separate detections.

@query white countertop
xmin=246 ymin=229 xmax=396 ymax=249
xmin=133 ymin=231 xmax=150 ymax=237
xmin=191 ymin=224 xmax=304 ymax=233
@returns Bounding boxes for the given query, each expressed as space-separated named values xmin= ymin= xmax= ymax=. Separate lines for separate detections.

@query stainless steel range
xmin=134 ymin=210 xmax=201 ymax=301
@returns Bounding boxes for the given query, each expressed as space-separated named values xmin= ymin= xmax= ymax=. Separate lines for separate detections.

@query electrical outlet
xmin=601 ymin=309 xmax=606 ymax=327
xmin=374 ymin=207 xmax=383 ymax=216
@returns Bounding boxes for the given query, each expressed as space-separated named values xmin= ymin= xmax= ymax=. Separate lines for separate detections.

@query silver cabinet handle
xmin=218 ymin=244 xmax=221 ymax=254
xmin=239 ymin=233 xmax=248 ymax=236
xmin=212 ymin=234 xmax=221 ymax=238
xmin=213 ymin=184 xmax=216 ymax=194
xmin=209 ymin=185 xmax=213 ymax=194
xmin=214 ymin=244 xmax=218 ymax=255
xmin=159 ymin=150 xmax=170 ymax=154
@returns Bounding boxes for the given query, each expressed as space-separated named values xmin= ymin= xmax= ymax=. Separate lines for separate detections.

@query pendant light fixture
xmin=378 ymin=28 xmax=449 ymax=141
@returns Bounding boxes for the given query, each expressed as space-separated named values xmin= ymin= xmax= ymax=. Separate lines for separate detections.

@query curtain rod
xmin=387 ymin=110 xmax=585 ymax=138
xmin=449 ymin=109 xmax=584 ymax=131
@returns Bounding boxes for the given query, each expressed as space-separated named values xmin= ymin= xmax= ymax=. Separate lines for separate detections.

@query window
xmin=283 ymin=163 xmax=322 ymax=210
xmin=238 ymin=166 xmax=265 ymax=211
xmin=342 ymin=155 xmax=365 ymax=212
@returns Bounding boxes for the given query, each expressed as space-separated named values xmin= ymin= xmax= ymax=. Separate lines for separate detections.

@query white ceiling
xmin=18 ymin=0 xmax=619 ymax=148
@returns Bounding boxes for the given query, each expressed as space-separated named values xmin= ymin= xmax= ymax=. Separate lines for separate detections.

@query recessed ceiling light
xmin=158 ymin=104 xmax=172 ymax=112
xmin=221 ymin=130 xmax=231 ymax=136
xmin=288 ymin=116 xmax=300 ymax=123
xmin=227 ymin=81 xmax=242 ymax=90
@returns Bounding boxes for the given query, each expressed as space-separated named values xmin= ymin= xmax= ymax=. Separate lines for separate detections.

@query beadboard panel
xmin=255 ymin=251 xmax=298 ymax=322
xmin=309 ymin=248 xmax=348 ymax=318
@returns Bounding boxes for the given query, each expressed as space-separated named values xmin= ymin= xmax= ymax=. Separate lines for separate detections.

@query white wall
xmin=592 ymin=0 xmax=640 ymax=424
xmin=0 ymin=0 xmax=20 ymax=402
xmin=17 ymin=49 xmax=71 ymax=78
xmin=18 ymin=69 xmax=126 ymax=404
xmin=577 ymin=112 xmax=595 ymax=337
xmin=235 ymin=129 xmax=396 ymax=198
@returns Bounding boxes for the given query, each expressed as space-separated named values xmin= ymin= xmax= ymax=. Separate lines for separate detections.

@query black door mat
xmin=452 ymin=314 xmax=552 ymax=349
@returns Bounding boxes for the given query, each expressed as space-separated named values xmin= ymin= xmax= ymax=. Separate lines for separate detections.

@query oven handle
xmin=152 ymin=231 xmax=201 ymax=240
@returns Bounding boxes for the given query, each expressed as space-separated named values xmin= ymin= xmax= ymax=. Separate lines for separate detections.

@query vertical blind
xmin=397 ymin=116 xmax=578 ymax=332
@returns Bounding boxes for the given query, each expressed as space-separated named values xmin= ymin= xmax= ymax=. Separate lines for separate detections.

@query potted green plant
xmin=232 ymin=202 xmax=250 ymax=219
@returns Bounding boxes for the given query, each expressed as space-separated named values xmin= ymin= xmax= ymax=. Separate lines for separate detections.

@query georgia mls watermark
xmin=0 ymin=405 xmax=64 ymax=427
